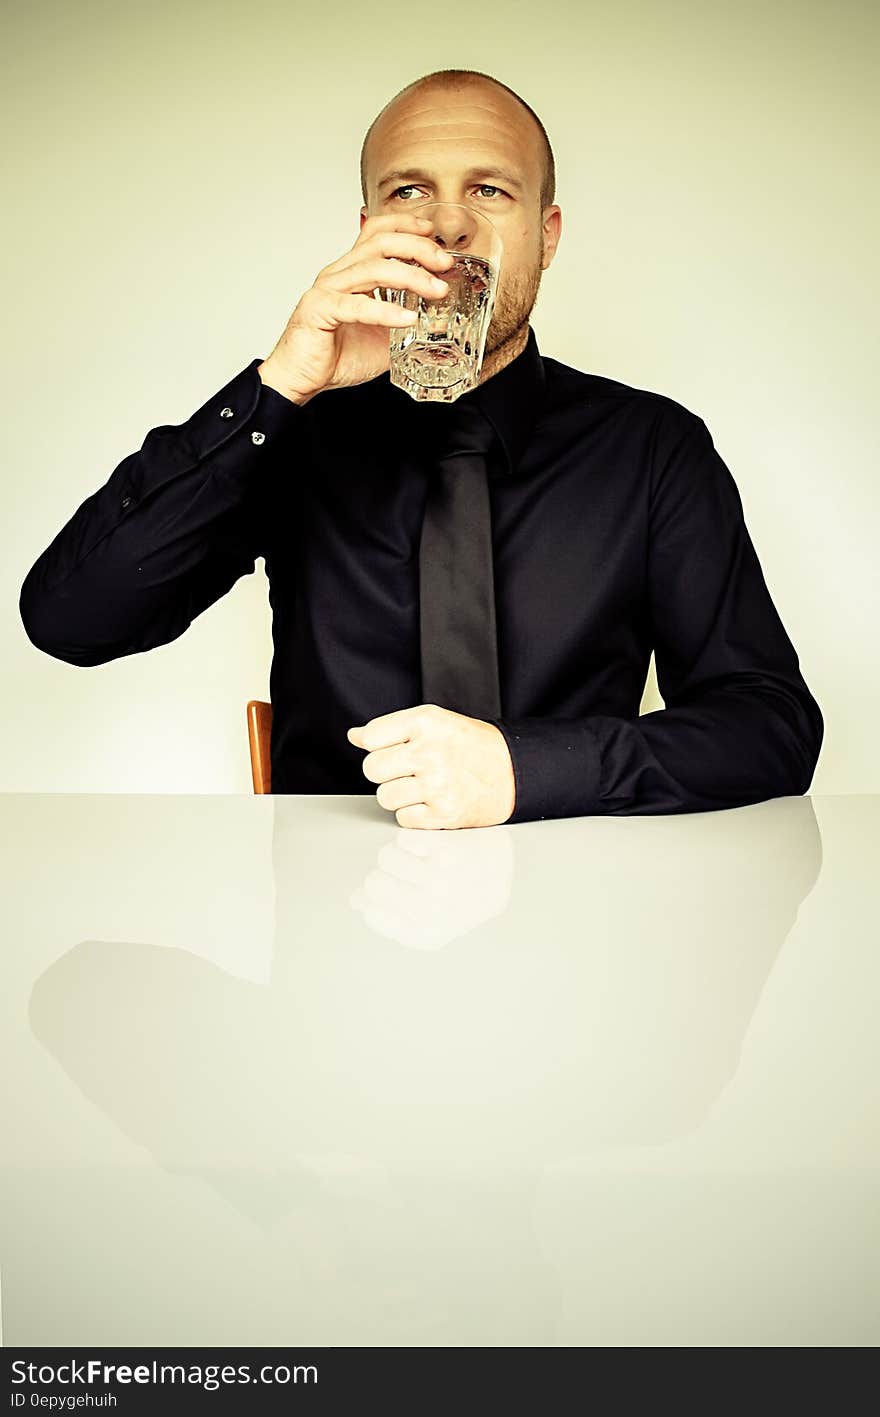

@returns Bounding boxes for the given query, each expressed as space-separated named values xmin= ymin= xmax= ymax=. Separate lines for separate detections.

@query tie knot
xmin=431 ymin=400 xmax=498 ymax=459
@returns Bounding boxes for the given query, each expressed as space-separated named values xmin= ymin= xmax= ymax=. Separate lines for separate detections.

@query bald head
xmin=360 ymin=69 xmax=555 ymax=215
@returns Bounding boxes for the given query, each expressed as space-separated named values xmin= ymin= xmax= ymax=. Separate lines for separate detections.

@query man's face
xmin=360 ymin=81 xmax=562 ymax=359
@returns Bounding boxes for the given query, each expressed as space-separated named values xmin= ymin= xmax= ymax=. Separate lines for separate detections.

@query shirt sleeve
xmin=19 ymin=359 xmax=305 ymax=666
xmin=487 ymin=414 xmax=825 ymax=822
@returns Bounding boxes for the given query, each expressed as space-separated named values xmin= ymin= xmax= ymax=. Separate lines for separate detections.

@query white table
xmin=1 ymin=793 xmax=876 ymax=1346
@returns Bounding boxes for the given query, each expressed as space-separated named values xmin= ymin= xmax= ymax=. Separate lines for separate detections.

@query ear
xmin=541 ymin=206 xmax=563 ymax=271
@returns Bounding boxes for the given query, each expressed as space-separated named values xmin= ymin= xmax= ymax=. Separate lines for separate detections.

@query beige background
xmin=5 ymin=0 xmax=876 ymax=793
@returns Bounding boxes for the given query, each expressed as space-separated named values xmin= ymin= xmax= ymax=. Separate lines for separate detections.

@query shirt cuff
xmin=180 ymin=357 xmax=306 ymax=463
xmin=485 ymin=716 xmax=603 ymax=823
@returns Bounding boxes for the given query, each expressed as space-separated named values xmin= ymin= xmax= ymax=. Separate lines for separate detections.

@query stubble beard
xmin=483 ymin=242 xmax=545 ymax=367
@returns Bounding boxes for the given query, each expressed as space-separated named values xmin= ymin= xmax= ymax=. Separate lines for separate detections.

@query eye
xmin=389 ymin=184 xmax=509 ymax=201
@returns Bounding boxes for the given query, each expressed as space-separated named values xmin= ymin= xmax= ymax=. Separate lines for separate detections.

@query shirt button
xmin=121 ymin=496 xmax=132 ymax=509
xmin=220 ymin=406 xmax=234 ymax=419
xmin=251 ymin=431 xmax=266 ymax=445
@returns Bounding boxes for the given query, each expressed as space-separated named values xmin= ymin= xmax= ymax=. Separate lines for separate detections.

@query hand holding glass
xmin=373 ymin=202 xmax=502 ymax=403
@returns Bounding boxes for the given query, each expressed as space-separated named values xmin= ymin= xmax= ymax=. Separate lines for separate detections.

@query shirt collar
xmin=468 ymin=323 xmax=546 ymax=476
xmin=383 ymin=324 xmax=546 ymax=477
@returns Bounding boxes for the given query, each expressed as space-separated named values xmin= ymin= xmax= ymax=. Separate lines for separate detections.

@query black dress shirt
xmin=19 ymin=325 xmax=823 ymax=821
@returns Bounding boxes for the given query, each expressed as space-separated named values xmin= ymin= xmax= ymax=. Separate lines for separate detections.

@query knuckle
xmin=420 ymin=747 xmax=443 ymax=777
xmin=424 ymin=771 xmax=445 ymax=799
xmin=432 ymin=793 xmax=454 ymax=821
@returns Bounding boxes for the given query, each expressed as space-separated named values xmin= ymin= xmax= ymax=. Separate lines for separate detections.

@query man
xmin=19 ymin=69 xmax=823 ymax=828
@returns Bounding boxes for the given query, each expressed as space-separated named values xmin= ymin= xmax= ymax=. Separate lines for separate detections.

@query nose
xmin=426 ymin=209 xmax=482 ymax=253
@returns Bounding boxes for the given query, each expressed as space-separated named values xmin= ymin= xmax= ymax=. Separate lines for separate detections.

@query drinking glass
xmin=373 ymin=202 xmax=502 ymax=403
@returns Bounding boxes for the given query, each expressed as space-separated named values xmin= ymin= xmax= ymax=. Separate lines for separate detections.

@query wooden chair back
xmin=246 ymin=699 xmax=273 ymax=794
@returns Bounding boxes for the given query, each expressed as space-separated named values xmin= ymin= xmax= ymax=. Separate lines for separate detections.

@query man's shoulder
xmin=541 ymin=352 xmax=704 ymax=437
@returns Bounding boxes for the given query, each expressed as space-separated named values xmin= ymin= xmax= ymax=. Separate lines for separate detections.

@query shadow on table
xmin=26 ymin=795 xmax=822 ymax=1342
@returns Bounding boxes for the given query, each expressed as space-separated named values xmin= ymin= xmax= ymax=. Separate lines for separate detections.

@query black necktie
xmin=418 ymin=401 xmax=502 ymax=719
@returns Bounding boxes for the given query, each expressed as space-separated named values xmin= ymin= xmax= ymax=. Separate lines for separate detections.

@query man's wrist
xmin=257 ymin=361 xmax=318 ymax=407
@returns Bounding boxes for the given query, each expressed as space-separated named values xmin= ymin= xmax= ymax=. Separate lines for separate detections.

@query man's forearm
xmin=488 ymin=673 xmax=823 ymax=823
xmin=19 ymin=357 xmax=304 ymax=665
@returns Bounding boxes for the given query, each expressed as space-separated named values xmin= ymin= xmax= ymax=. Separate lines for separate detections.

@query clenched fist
xmin=347 ymin=704 xmax=516 ymax=829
